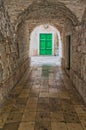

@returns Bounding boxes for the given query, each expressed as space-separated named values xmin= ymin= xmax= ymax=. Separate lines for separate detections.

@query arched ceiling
xmin=16 ymin=0 xmax=79 ymax=26
xmin=82 ymin=8 xmax=86 ymax=21
xmin=22 ymin=19 xmax=64 ymax=34
xmin=4 ymin=0 xmax=80 ymax=32
xmin=4 ymin=0 xmax=86 ymax=24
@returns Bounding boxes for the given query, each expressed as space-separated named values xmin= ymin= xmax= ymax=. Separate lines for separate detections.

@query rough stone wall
xmin=4 ymin=0 xmax=85 ymax=23
xmin=0 ymin=0 xmax=15 ymax=103
xmin=0 ymin=1 xmax=30 ymax=105
xmin=4 ymin=0 xmax=33 ymax=23
xmin=16 ymin=22 xmax=30 ymax=68
xmin=63 ymin=17 xmax=86 ymax=102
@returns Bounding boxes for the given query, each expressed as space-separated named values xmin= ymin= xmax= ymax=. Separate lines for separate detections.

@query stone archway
xmin=29 ymin=24 xmax=62 ymax=58
xmin=15 ymin=0 xmax=79 ymax=32
xmin=15 ymin=0 xmax=79 ymax=70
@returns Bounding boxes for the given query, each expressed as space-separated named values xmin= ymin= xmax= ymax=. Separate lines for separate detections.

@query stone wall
xmin=16 ymin=21 xmax=30 ymax=68
xmin=0 ymin=1 xmax=30 ymax=105
xmin=4 ymin=0 xmax=85 ymax=23
xmin=63 ymin=16 xmax=86 ymax=102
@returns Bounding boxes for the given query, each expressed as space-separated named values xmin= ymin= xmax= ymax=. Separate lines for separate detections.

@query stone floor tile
xmin=3 ymin=123 xmax=19 ymax=130
xmin=18 ymin=93 xmax=30 ymax=98
xmin=51 ymin=112 xmax=64 ymax=122
xmin=6 ymin=113 xmax=23 ymax=123
xmin=11 ymin=104 xmax=25 ymax=113
xmin=32 ymin=85 xmax=40 ymax=89
xmin=62 ymin=104 xmax=76 ymax=113
xmin=20 ymin=89 xmax=30 ymax=94
xmin=49 ymin=103 xmax=63 ymax=112
xmin=49 ymin=93 xmax=58 ymax=98
xmin=0 ymin=113 xmax=9 ymax=129
xmin=27 ymin=97 xmax=38 ymax=104
xmin=0 ymin=104 xmax=13 ymax=113
xmin=36 ymin=112 xmax=50 ymax=121
xmin=77 ymin=113 xmax=86 ymax=130
xmin=37 ymin=103 xmax=50 ymax=112
xmin=73 ymin=105 xmax=86 ymax=114
xmin=71 ymin=98 xmax=85 ymax=105
xmin=39 ymin=92 xmax=49 ymax=98
xmin=25 ymin=103 xmax=37 ymax=112
xmin=32 ymin=89 xmax=40 ymax=94
xmin=16 ymin=97 xmax=28 ymax=105
xmin=60 ymin=99 xmax=72 ymax=105
xmin=35 ymin=121 xmax=51 ymax=130
xmin=40 ymin=89 xmax=49 ymax=93
xmin=38 ymin=97 xmax=49 ymax=104
xmin=29 ymin=93 xmax=39 ymax=98
xmin=49 ymin=88 xmax=57 ymax=93
xmin=18 ymin=122 xmax=35 ymax=130
xmin=80 ymin=120 xmax=86 ymax=130
xmin=51 ymin=122 xmax=67 ymax=130
xmin=22 ymin=112 xmax=36 ymax=122
xmin=57 ymin=92 xmax=70 ymax=99
xmin=66 ymin=123 xmax=84 ymax=130
xmin=64 ymin=112 xmax=80 ymax=123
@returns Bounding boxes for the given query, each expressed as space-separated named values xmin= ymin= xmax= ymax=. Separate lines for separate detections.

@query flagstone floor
xmin=0 ymin=57 xmax=86 ymax=130
xmin=30 ymin=56 xmax=61 ymax=66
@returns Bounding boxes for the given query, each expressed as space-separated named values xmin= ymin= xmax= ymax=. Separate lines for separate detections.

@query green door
xmin=39 ymin=33 xmax=52 ymax=55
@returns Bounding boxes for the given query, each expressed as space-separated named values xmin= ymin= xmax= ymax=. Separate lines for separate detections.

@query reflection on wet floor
xmin=0 ymin=57 xmax=86 ymax=130
xmin=42 ymin=65 xmax=50 ymax=77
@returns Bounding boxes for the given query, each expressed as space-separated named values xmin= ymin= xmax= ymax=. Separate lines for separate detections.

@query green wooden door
xmin=39 ymin=33 xmax=52 ymax=55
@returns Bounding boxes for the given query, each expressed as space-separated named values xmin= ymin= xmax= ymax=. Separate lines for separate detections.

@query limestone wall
xmin=4 ymin=0 xmax=85 ymax=23
xmin=16 ymin=21 xmax=30 ymax=67
xmin=0 ymin=1 xmax=30 ymax=105
xmin=63 ymin=17 xmax=86 ymax=102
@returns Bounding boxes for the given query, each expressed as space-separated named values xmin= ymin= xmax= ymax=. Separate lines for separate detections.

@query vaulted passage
xmin=0 ymin=0 xmax=86 ymax=129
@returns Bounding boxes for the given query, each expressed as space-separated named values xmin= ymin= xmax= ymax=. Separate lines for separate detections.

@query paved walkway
xmin=0 ymin=59 xmax=86 ymax=130
xmin=30 ymin=56 xmax=61 ymax=66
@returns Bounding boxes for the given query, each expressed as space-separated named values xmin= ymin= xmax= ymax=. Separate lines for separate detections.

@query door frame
xmin=66 ymin=35 xmax=71 ymax=70
xmin=38 ymin=32 xmax=54 ymax=56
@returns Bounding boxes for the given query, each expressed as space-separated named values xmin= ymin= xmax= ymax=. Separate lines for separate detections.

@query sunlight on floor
xmin=30 ymin=56 xmax=61 ymax=66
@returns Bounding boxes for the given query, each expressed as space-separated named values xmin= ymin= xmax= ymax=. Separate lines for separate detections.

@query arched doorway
xmin=29 ymin=24 xmax=62 ymax=66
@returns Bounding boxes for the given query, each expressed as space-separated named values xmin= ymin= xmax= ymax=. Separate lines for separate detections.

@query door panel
xmin=46 ymin=34 xmax=52 ymax=39
xmin=46 ymin=41 xmax=52 ymax=48
xmin=40 ymin=33 xmax=52 ymax=55
xmin=40 ymin=34 xmax=46 ymax=39
xmin=40 ymin=40 xmax=45 ymax=49
xmin=40 ymin=49 xmax=46 ymax=55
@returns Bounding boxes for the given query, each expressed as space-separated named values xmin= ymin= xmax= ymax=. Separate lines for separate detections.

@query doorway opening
xmin=66 ymin=35 xmax=71 ymax=70
xmin=39 ymin=33 xmax=53 ymax=55
xmin=29 ymin=24 xmax=62 ymax=66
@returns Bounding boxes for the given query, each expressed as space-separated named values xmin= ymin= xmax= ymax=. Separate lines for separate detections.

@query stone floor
xmin=30 ymin=56 xmax=61 ymax=66
xmin=0 ymin=57 xmax=86 ymax=130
